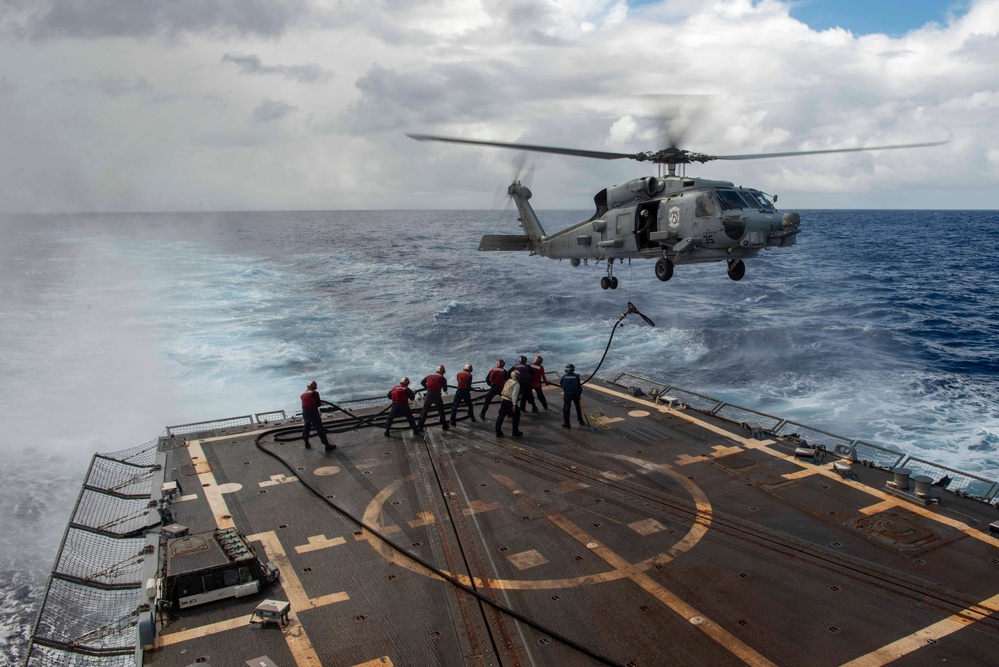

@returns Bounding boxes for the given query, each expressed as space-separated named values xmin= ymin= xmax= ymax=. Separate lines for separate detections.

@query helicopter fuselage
xmin=480 ymin=174 xmax=801 ymax=288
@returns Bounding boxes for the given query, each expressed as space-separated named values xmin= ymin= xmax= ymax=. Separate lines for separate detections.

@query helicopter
xmin=408 ymin=131 xmax=947 ymax=289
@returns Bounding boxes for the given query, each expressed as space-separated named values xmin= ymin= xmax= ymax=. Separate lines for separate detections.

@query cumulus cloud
xmin=222 ymin=52 xmax=333 ymax=83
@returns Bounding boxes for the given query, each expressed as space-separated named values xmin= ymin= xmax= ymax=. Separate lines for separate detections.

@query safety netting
xmin=24 ymin=440 xmax=159 ymax=667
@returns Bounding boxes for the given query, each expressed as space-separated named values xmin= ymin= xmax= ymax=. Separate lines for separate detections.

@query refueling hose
xmin=581 ymin=301 xmax=655 ymax=386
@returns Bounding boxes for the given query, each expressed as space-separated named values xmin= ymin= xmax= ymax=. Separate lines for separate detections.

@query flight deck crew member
xmin=480 ymin=359 xmax=507 ymax=420
xmin=449 ymin=364 xmax=476 ymax=426
xmin=418 ymin=365 xmax=449 ymax=431
xmin=384 ymin=377 xmax=418 ymax=437
xmin=529 ymin=355 xmax=549 ymax=411
xmin=495 ymin=370 xmax=524 ymax=438
xmin=560 ymin=364 xmax=585 ymax=428
xmin=301 ymin=381 xmax=335 ymax=450
xmin=511 ymin=356 xmax=535 ymax=412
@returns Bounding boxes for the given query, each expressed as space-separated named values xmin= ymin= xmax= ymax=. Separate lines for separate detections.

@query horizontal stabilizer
xmin=478 ymin=234 xmax=533 ymax=251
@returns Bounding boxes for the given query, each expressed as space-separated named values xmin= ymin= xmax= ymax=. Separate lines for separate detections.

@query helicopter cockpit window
xmin=740 ymin=188 xmax=775 ymax=212
xmin=694 ymin=193 xmax=716 ymax=218
xmin=716 ymin=189 xmax=752 ymax=212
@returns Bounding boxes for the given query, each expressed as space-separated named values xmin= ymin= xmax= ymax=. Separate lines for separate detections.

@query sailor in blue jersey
xmin=560 ymin=364 xmax=584 ymax=428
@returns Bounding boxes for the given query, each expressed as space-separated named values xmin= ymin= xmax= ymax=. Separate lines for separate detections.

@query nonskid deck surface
xmin=146 ymin=381 xmax=999 ymax=667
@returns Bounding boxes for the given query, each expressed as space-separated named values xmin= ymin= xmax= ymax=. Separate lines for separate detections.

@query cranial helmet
xmin=510 ymin=370 xmax=520 ymax=380
xmin=534 ymin=355 xmax=543 ymax=364
xmin=463 ymin=363 xmax=473 ymax=372
xmin=400 ymin=377 xmax=410 ymax=385
xmin=518 ymin=355 xmax=527 ymax=364
xmin=436 ymin=365 xmax=445 ymax=374
xmin=497 ymin=358 xmax=505 ymax=367
xmin=307 ymin=381 xmax=318 ymax=390
xmin=565 ymin=364 xmax=575 ymax=373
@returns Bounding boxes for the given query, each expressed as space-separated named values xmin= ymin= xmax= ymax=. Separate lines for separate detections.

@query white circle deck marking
xmin=314 ymin=466 xmax=340 ymax=476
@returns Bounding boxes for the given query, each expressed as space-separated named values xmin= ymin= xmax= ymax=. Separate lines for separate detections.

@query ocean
xmin=1 ymin=208 xmax=997 ymax=661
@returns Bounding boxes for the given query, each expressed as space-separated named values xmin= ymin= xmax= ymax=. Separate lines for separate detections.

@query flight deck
xmin=27 ymin=374 xmax=999 ymax=667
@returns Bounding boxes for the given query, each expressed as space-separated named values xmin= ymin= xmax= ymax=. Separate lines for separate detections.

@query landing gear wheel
xmin=610 ymin=277 xmax=618 ymax=290
xmin=655 ymin=258 xmax=674 ymax=282
xmin=600 ymin=276 xmax=610 ymax=290
xmin=727 ymin=259 xmax=746 ymax=281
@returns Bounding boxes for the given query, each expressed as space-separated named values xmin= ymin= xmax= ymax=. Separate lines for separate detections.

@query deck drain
xmin=387 ymin=575 xmax=396 ymax=580
xmin=296 ymin=467 xmax=304 ymax=471
xmin=243 ymin=461 xmax=250 ymax=465
xmin=738 ymin=620 xmax=749 ymax=626
xmin=739 ymin=573 xmax=749 ymax=578
xmin=202 ymin=483 xmax=210 ymax=488
xmin=828 ymin=626 xmax=840 ymax=633
xmin=538 ymin=638 xmax=551 ymax=645
xmin=749 ymin=506 xmax=759 ymax=511
xmin=221 ymin=514 xmax=231 ymax=520
xmin=279 ymin=524 xmax=288 ymax=529
xmin=593 ymin=523 xmax=602 ymax=528
xmin=195 ymin=659 xmax=208 ymax=664
xmin=667 ymin=529 xmax=677 ymax=535
xmin=354 ymin=615 xmax=367 ymax=622
xmin=551 ymin=595 xmax=561 ymax=601
xmin=521 ymin=516 xmax=530 ymax=521
xmin=303 ymin=567 xmax=312 ymax=573
xmin=258 ymin=490 xmax=267 ymax=494
xmin=480 ymin=483 xmax=488 ymax=487
xmin=914 ymin=559 xmax=926 ymax=565
xmin=574 ymin=556 xmax=584 ymax=561
xmin=353 ymin=531 xmax=362 ymax=536
xmin=827 ymin=510 xmax=839 ymax=515
xmin=411 ymin=542 xmax=421 ymax=547
xmin=830 ymin=585 xmax=840 ymax=592
xmin=831 ymin=541 xmax=843 ymax=547
xmin=499 ymin=547 xmax=508 ymax=552
xmin=595 ymin=498 xmax=603 ymax=503
xmin=430 ymin=631 xmax=441 ymax=638
xmin=363 ymin=471 xmax=370 ymax=475
xmin=639 ymin=605 xmax=650 ymax=612
xmin=392 ymin=501 xmax=400 ymax=505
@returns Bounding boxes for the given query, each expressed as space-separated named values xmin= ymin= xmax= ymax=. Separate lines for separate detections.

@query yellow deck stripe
xmin=185 ymin=438 xmax=234 ymax=530
xmin=839 ymin=592 xmax=999 ymax=667
xmin=545 ymin=512 xmax=777 ymax=667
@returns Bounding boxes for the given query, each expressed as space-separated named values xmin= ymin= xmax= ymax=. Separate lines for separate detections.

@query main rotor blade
xmin=706 ymin=138 xmax=949 ymax=161
xmin=407 ymin=133 xmax=635 ymax=161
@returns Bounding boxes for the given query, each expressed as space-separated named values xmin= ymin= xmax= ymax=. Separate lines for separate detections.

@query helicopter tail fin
xmin=507 ymin=180 xmax=546 ymax=246
xmin=478 ymin=180 xmax=545 ymax=253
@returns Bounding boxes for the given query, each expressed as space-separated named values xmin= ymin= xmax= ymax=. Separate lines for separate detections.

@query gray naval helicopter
xmin=408 ymin=131 xmax=946 ymax=289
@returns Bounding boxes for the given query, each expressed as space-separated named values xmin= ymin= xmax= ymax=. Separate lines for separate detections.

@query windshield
xmin=716 ymin=189 xmax=752 ymax=212
xmin=739 ymin=188 xmax=776 ymax=212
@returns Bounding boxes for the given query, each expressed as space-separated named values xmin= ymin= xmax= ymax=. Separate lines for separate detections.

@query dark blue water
xmin=1 ymin=208 xmax=997 ymax=659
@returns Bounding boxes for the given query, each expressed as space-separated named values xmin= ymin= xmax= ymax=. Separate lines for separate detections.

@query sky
xmin=0 ymin=0 xmax=995 ymax=213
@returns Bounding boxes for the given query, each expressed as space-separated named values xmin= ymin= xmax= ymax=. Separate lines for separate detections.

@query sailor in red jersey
xmin=384 ymin=377 xmax=418 ymax=437
xmin=479 ymin=359 xmax=507 ymax=421
xmin=449 ymin=363 xmax=477 ymax=426
xmin=529 ymin=355 xmax=550 ymax=411
xmin=418 ymin=365 xmax=449 ymax=431
xmin=300 ymin=381 xmax=334 ymax=450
